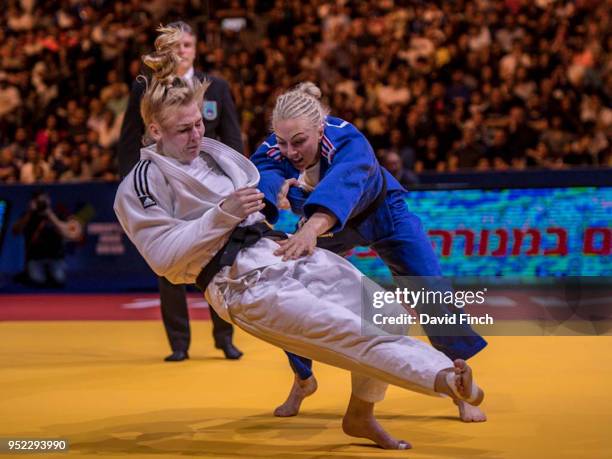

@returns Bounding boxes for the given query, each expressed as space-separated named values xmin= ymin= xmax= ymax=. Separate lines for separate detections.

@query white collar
xmin=140 ymin=138 xmax=260 ymax=198
xmin=183 ymin=67 xmax=195 ymax=81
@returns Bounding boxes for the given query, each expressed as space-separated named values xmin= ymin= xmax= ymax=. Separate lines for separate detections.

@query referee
xmin=117 ymin=21 xmax=243 ymax=361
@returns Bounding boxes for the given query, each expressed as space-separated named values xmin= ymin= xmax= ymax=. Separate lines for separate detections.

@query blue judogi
xmin=252 ymin=116 xmax=487 ymax=379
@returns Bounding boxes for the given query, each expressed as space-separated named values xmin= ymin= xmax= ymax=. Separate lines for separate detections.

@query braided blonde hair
xmin=272 ymin=82 xmax=329 ymax=131
xmin=140 ymin=25 xmax=208 ymax=143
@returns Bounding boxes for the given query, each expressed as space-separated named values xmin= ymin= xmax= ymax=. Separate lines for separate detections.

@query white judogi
xmin=114 ymin=138 xmax=453 ymax=402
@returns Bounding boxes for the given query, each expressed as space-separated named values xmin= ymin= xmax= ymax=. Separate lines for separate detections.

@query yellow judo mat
xmin=1 ymin=321 xmax=611 ymax=459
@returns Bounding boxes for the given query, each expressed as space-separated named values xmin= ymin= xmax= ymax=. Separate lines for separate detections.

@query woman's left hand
xmin=274 ymin=226 xmax=317 ymax=261
xmin=277 ymin=178 xmax=299 ymax=210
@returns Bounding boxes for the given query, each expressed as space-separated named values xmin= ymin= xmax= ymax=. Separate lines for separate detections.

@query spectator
xmin=541 ymin=116 xmax=574 ymax=155
xmin=0 ymin=147 xmax=19 ymax=183
xmin=507 ymin=106 xmax=539 ymax=161
xmin=35 ymin=115 xmax=59 ymax=156
xmin=386 ymin=128 xmax=415 ymax=170
xmin=0 ymin=75 xmax=22 ymax=121
xmin=376 ymin=71 xmax=411 ymax=109
xmin=416 ymin=135 xmax=445 ymax=173
xmin=58 ymin=155 xmax=91 ymax=182
xmin=382 ymin=151 xmax=419 ymax=187
xmin=9 ymin=127 xmax=29 ymax=165
xmin=97 ymin=110 xmax=124 ymax=149
xmin=90 ymin=146 xmax=116 ymax=180
xmin=526 ymin=141 xmax=557 ymax=169
xmin=451 ymin=126 xmax=486 ymax=170
xmin=433 ymin=111 xmax=462 ymax=159
xmin=86 ymin=99 xmax=106 ymax=134
xmin=20 ymin=145 xmax=53 ymax=184
xmin=486 ymin=129 xmax=512 ymax=168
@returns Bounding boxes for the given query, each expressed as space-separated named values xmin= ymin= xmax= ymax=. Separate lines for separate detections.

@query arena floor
xmin=1 ymin=295 xmax=611 ymax=458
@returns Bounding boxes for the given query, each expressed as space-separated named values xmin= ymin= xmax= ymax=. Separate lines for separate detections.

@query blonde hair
xmin=140 ymin=25 xmax=208 ymax=143
xmin=272 ymin=82 xmax=329 ymax=130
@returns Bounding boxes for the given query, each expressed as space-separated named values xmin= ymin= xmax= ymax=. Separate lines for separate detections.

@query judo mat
xmin=1 ymin=294 xmax=611 ymax=459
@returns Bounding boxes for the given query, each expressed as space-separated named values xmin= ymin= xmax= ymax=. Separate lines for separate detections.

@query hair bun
xmin=142 ymin=50 xmax=179 ymax=87
xmin=141 ymin=25 xmax=183 ymax=86
xmin=294 ymin=82 xmax=322 ymax=100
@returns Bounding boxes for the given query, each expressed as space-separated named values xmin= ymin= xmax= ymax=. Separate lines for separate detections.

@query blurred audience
xmin=1 ymin=0 xmax=611 ymax=185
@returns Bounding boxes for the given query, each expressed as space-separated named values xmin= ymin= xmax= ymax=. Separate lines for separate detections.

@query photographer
xmin=12 ymin=190 xmax=82 ymax=287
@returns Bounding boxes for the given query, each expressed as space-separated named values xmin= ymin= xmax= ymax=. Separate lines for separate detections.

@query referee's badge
xmin=203 ymin=101 xmax=218 ymax=121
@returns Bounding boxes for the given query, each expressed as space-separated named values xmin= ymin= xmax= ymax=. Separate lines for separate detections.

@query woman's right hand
xmin=221 ymin=187 xmax=266 ymax=219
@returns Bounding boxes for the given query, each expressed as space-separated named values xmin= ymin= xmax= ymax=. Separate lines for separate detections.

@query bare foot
xmin=455 ymin=400 xmax=487 ymax=422
xmin=273 ymin=374 xmax=317 ymax=417
xmin=342 ymin=394 xmax=411 ymax=450
xmin=435 ymin=359 xmax=485 ymax=406
xmin=450 ymin=359 xmax=485 ymax=405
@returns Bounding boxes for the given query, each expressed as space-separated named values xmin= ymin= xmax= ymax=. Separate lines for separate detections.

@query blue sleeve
xmin=287 ymin=186 xmax=308 ymax=216
xmin=251 ymin=135 xmax=287 ymax=224
xmin=303 ymin=135 xmax=378 ymax=232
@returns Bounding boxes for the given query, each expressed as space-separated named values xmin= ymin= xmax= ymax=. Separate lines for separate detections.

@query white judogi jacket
xmin=114 ymin=137 xmax=276 ymax=285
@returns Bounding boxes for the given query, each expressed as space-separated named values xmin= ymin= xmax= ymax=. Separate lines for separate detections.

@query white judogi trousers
xmin=207 ymin=239 xmax=453 ymax=403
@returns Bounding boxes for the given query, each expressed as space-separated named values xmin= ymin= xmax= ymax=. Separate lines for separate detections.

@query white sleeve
xmin=113 ymin=163 xmax=242 ymax=284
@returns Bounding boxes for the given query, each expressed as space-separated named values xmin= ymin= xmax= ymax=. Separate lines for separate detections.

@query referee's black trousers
xmin=158 ymin=276 xmax=233 ymax=352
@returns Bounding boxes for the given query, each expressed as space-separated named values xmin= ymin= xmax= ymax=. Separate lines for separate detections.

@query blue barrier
xmin=1 ymin=171 xmax=610 ymax=292
xmin=0 ymin=182 xmax=157 ymax=292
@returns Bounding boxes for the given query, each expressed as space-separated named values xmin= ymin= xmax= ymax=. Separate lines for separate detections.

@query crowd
xmin=0 ymin=0 xmax=610 ymax=185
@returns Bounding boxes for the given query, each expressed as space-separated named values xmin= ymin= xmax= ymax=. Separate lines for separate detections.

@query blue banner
xmin=0 ymin=182 xmax=156 ymax=292
xmin=276 ymin=187 xmax=612 ymax=284
xmin=0 ymin=182 xmax=610 ymax=292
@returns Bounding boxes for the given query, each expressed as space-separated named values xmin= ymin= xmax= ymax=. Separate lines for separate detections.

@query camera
xmin=35 ymin=198 xmax=48 ymax=213
xmin=31 ymin=191 xmax=50 ymax=214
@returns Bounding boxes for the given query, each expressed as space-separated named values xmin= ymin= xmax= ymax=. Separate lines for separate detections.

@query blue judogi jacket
xmin=252 ymin=116 xmax=488 ymax=363
xmin=251 ymin=116 xmax=404 ymax=232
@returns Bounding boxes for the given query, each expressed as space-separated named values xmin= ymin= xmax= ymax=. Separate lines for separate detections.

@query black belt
xmin=195 ymin=222 xmax=287 ymax=292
